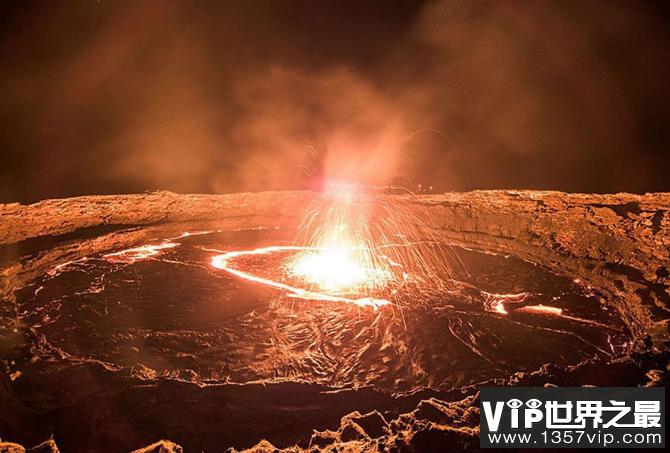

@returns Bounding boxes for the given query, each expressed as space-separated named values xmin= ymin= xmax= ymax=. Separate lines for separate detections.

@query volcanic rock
xmin=346 ymin=411 xmax=388 ymax=439
xmin=26 ymin=440 xmax=59 ymax=453
xmin=130 ymin=441 xmax=183 ymax=453
xmin=0 ymin=441 xmax=25 ymax=453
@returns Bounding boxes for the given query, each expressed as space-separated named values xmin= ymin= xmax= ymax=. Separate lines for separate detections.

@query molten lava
xmin=211 ymin=246 xmax=392 ymax=308
xmin=211 ymin=188 xmax=456 ymax=308
xmin=103 ymin=242 xmax=179 ymax=264
xmin=288 ymin=247 xmax=394 ymax=293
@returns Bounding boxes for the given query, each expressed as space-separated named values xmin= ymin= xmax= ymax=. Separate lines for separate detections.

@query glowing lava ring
xmin=211 ymin=246 xmax=392 ymax=309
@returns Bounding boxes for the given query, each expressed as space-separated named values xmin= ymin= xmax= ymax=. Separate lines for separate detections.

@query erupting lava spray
xmin=212 ymin=186 xmax=459 ymax=308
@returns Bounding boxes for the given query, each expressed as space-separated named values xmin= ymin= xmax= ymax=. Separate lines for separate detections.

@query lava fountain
xmin=211 ymin=186 xmax=457 ymax=308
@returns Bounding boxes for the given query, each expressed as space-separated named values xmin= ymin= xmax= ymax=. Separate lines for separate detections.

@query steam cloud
xmin=1 ymin=0 xmax=669 ymax=201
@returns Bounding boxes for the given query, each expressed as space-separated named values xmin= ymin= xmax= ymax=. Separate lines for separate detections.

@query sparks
xmin=210 ymin=188 xmax=457 ymax=309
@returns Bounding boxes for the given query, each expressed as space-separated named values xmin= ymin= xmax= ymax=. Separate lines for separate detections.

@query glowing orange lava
xmin=483 ymin=292 xmax=528 ymax=315
xmin=211 ymin=188 xmax=455 ymax=309
xmin=211 ymin=246 xmax=392 ymax=309
xmin=516 ymin=305 xmax=563 ymax=316
xmin=103 ymin=242 xmax=178 ymax=264
xmin=288 ymin=247 xmax=394 ymax=292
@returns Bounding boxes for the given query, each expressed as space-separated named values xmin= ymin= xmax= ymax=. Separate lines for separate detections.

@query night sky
xmin=1 ymin=0 xmax=670 ymax=203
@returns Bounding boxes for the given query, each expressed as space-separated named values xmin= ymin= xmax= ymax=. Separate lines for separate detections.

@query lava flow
xmin=211 ymin=245 xmax=394 ymax=308
xmin=211 ymin=188 xmax=455 ymax=308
